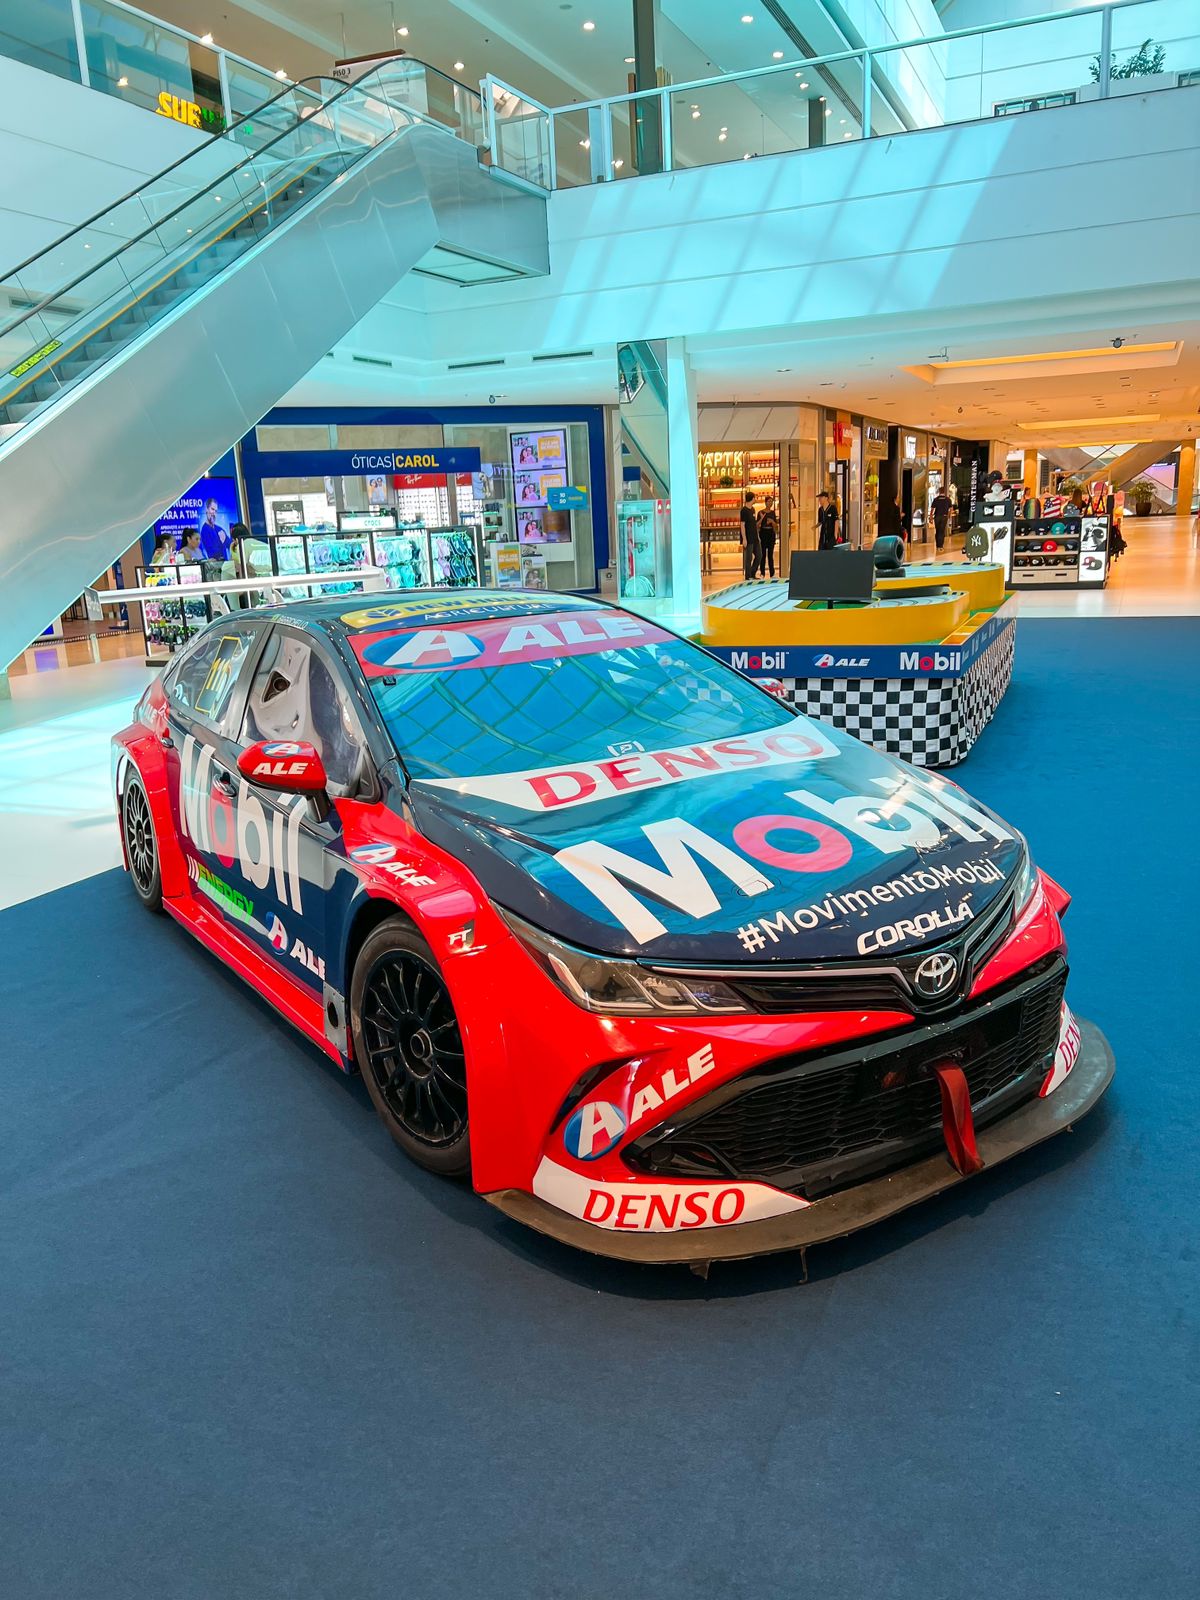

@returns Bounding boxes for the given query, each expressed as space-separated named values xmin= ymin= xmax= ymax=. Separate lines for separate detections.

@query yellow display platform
xmin=875 ymin=561 xmax=1006 ymax=611
xmin=703 ymin=581 xmax=970 ymax=648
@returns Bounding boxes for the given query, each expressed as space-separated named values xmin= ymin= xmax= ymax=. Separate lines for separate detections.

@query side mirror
xmin=237 ymin=739 xmax=329 ymax=796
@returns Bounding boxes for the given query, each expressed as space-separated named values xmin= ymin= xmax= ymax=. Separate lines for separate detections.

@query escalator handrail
xmin=0 ymin=58 xmax=480 ymax=341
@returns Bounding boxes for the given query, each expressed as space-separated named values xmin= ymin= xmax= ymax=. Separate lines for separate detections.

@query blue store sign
xmin=279 ymin=447 xmax=483 ymax=475
xmin=547 ymin=485 xmax=590 ymax=510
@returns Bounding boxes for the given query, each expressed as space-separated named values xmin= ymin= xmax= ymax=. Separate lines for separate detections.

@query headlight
xmin=1014 ymin=846 xmax=1040 ymax=914
xmin=499 ymin=909 xmax=746 ymax=1015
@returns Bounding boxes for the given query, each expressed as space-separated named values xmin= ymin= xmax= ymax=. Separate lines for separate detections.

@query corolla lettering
xmin=179 ymin=734 xmax=306 ymax=913
xmin=554 ymin=776 xmax=1013 ymax=944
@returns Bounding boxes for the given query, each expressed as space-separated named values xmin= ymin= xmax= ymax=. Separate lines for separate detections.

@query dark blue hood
xmin=409 ymin=717 xmax=1023 ymax=964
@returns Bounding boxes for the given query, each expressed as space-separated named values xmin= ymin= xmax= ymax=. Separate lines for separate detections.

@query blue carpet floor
xmin=1 ymin=618 xmax=1197 ymax=1599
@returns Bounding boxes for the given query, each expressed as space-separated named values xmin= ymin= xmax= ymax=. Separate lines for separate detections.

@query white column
xmin=665 ymin=336 xmax=700 ymax=620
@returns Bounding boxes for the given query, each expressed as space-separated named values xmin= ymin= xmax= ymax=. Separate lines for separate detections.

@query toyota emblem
xmin=914 ymin=951 xmax=958 ymax=997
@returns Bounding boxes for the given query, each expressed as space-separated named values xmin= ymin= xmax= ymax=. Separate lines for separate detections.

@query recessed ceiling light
xmin=397 ymin=26 xmax=408 ymax=36
xmin=842 ymin=132 xmax=852 ymax=139
xmin=624 ymin=56 xmax=635 ymax=64
xmin=741 ymin=13 xmax=754 ymax=21
xmin=274 ymin=68 xmax=287 ymax=79
xmin=199 ymin=32 xmax=213 ymax=46
xmin=1017 ymin=413 xmax=1159 ymax=430
xmin=579 ymin=138 xmax=590 ymax=148
xmin=117 ymin=75 xmax=128 ymax=86
xmin=718 ymin=132 xmax=727 ymax=141
xmin=824 ymin=108 xmax=831 ymax=115
xmin=691 ymin=108 xmax=700 ymax=118
xmin=454 ymin=60 xmax=465 ymax=70
xmin=799 ymin=80 xmax=809 ymax=88
xmin=583 ymin=19 xmax=595 ymax=29
xmin=772 ymin=50 xmax=783 ymax=59
xmin=818 ymin=95 xmax=825 ymax=102
xmin=612 ymin=157 xmax=624 ymax=169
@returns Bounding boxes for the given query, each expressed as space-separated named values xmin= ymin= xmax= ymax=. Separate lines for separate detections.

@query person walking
xmin=817 ymin=491 xmax=839 ymax=550
xmin=740 ymin=490 xmax=762 ymax=579
xmin=757 ymin=494 xmax=779 ymax=579
xmin=931 ymin=486 xmax=953 ymax=552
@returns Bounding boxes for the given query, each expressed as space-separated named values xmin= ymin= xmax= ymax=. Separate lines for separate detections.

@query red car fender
xmin=112 ymin=727 xmax=189 ymax=900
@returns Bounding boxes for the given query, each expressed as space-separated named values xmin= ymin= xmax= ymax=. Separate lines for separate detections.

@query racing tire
xmin=121 ymin=771 xmax=162 ymax=911
xmin=351 ymin=921 xmax=471 ymax=1178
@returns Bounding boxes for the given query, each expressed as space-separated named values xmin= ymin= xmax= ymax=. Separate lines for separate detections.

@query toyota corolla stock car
xmin=112 ymin=591 xmax=1113 ymax=1266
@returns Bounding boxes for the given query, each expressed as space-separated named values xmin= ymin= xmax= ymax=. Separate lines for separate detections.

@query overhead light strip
xmin=933 ymin=343 xmax=1176 ymax=369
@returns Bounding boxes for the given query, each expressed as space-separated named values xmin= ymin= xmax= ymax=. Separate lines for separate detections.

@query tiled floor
xmin=1 ymin=515 xmax=1196 ymax=910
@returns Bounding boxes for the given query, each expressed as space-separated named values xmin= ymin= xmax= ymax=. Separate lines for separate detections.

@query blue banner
xmin=258 ymin=447 xmax=483 ymax=476
xmin=709 ymin=611 xmax=1014 ymax=681
xmin=547 ymin=485 xmax=589 ymax=510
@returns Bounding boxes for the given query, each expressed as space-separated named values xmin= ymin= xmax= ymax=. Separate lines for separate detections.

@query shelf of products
xmin=976 ymin=505 xmax=1110 ymax=588
xmin=698 ymin=443 xmax=781 ymax=573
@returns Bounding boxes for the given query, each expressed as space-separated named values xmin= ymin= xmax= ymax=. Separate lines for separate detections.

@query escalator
xmin=0 ymin=61 xmax=548 ymax=668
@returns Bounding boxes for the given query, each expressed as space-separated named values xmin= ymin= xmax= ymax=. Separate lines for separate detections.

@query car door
xmin=231 ymin=624 xmax=374 ymax=998
xmin=163 ymin=615 xmax=272 ymax=931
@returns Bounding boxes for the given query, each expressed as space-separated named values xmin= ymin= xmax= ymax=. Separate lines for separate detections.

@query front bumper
xmin=484 ymin=1018 xmax=1113 ymax=1265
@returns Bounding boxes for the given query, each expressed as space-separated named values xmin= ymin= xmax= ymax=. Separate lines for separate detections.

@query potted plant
xmin=1128 ymin=478 xmax=1156 ymax=516
xmin=1090 ymin=39 xmax=1166 ymax=82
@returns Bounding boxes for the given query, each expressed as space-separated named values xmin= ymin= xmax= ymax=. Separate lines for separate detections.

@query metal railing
xmin=0 ymin=59 xmax=483 ymax=426
xmin=481 ymin=0 xmax=1198 ymax=189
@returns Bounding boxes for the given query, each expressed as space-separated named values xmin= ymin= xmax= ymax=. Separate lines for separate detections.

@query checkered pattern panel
xmin=760 ymin=619 xmax=1015 ymax=768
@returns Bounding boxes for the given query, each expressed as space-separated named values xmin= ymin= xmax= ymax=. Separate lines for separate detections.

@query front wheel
xmin=351 ymin=921 xmax=470 ymax=1177
xmin=121 ymin=772 xmax=162 ymax=910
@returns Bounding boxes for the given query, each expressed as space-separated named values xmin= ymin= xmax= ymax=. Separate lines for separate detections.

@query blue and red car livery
xmin=112 ymin=589 xmax=1112 ymax=1265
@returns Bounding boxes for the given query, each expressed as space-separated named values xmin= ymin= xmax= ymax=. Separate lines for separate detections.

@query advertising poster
xmin=152 ymin=475 xmax=240 ymax=562
xmin=494 ymin=542 xmax=522 ymax=587
xmin=511 ymin=429 xmax=568 ymax=508
xmin=1079 ymin=516 xmax=1109 ymax=583
xmin=519 ymin=547 xmax=547 ymax=589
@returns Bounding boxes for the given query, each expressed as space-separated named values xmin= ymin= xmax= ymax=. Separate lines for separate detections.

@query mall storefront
xmin=239 ymin=406 xmax=608 ymax=595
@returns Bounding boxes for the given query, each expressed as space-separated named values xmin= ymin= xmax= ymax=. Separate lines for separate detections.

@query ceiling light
xmin=818 ymin=95 xmax=825 ymax=102
xmin=612 ymin=158 xmax=624 ymax=169
xmin=397 ymin=25 xmax=408 ymax=35
xmin=624 ymin=56 xmax=635 ymax=64
xmin=799 ymin=80 xmax=809 ymax=88
xmin=931 ymin=343 xmax=1176 ymax=370
xmin=691 ymin=108 xmax=700 ymax=118
xmin=824 ymin=108 xmax=831 ymax=115
xmin=579 ymin=138 xmax=590 ymax=148
xmin=743 ymin=152 xmax=752 ymax=159
xmin=199 ymin=32 xmax=214 ymax=46
xmin=741 ymin=13 xmax=754 ymax=21
xmin=718 ymin=132 xmax=727 ymax=141
xmin=274 ymin=68 xmax=287 ymax=79
xmin=454 ymin=60 xmax=465 ymax=70
xmin=117 ymin=75 xmax=128 ymax=86
xmin=1016 ymin=414 xmax=1160 ymax=430
xmin=583 ymin=19 xmax=595 ymax=29
xmin=720 ymin=125 xmax=727 ymax=131
xmin=772 ymin=50 xmax=783 ymax=59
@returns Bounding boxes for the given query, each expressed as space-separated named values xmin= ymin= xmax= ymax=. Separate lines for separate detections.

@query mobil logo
xmin=899 ymin=648 xmax=962 ymax=673
xmin=563 ymin=1100 xmax=627 ymax=1161
xmin=731 ymin=650 xmax=787 ymax=672
xmin=179 ymin=734 xmax=306 ymax=913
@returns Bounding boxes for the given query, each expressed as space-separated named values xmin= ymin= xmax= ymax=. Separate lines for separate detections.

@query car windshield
xmin=348 ymin=607 xmax=790 ymax=781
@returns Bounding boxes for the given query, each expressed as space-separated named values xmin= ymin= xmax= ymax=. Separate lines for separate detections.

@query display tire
xmin=121 ymin=770 xmax=163 ymax=911
xmin=351 ymin=920 xmax=471 ymax=1178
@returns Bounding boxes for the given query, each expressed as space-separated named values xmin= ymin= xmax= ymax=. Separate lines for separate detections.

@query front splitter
xmin=483 ymin=1019 xmax=1114 ymax=1266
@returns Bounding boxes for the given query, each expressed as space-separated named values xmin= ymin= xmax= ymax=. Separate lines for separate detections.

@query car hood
xmin=408 ymin=715 xmax=1024 ymax=964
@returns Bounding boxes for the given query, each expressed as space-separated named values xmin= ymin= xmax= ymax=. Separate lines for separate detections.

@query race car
xmin=112 ymin=590 xmax=1113 ymax=1266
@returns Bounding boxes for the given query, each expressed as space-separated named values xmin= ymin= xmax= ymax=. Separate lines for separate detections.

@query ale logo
xmin=350 ymin=843 xmax=397 ymax=865
xmin=362 ymin=628 xmax=483 ymax=671
xmin=563 ymin=1101 xmax=627 ymax=1161
xmin=267 ymin=914 xmax=288 ymax=951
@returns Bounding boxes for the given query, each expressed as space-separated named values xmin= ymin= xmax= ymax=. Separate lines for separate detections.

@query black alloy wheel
xmin=351 ymin=921 xmax=470 ymax=1177
xmin=122 ymin=773 xmax=162 ymax=909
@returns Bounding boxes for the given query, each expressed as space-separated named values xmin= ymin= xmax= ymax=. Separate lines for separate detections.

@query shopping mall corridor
xmin=1 ymin=609 xmax=1196 ymax=1599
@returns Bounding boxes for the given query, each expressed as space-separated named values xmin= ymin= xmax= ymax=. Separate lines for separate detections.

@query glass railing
xmin=0 ymin=0 xmax=486 ymax=145
xmin=484 ymin=0 xmax=1198 ymax=188
xmin=0 ymin=60 xmax=484 ymax=429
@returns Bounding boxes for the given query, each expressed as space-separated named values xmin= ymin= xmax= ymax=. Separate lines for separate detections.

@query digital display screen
xmin=152 ymin=476 xmax=240 ymax=562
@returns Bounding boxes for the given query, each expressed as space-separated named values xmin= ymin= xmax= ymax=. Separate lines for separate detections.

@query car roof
xmin=252 ymin=588 xmax=609 ymax=635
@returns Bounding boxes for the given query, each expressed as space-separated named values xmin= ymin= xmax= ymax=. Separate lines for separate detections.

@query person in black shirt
xmin=931 ymin=488 xmax=953 ymax=551
xmin=740 ymin=491 xmax=762 ymax=579
xmin=817 ymin=492 xmax=839 ymax=550
xmin=757 ymin=494 xmax=779 ymax=579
